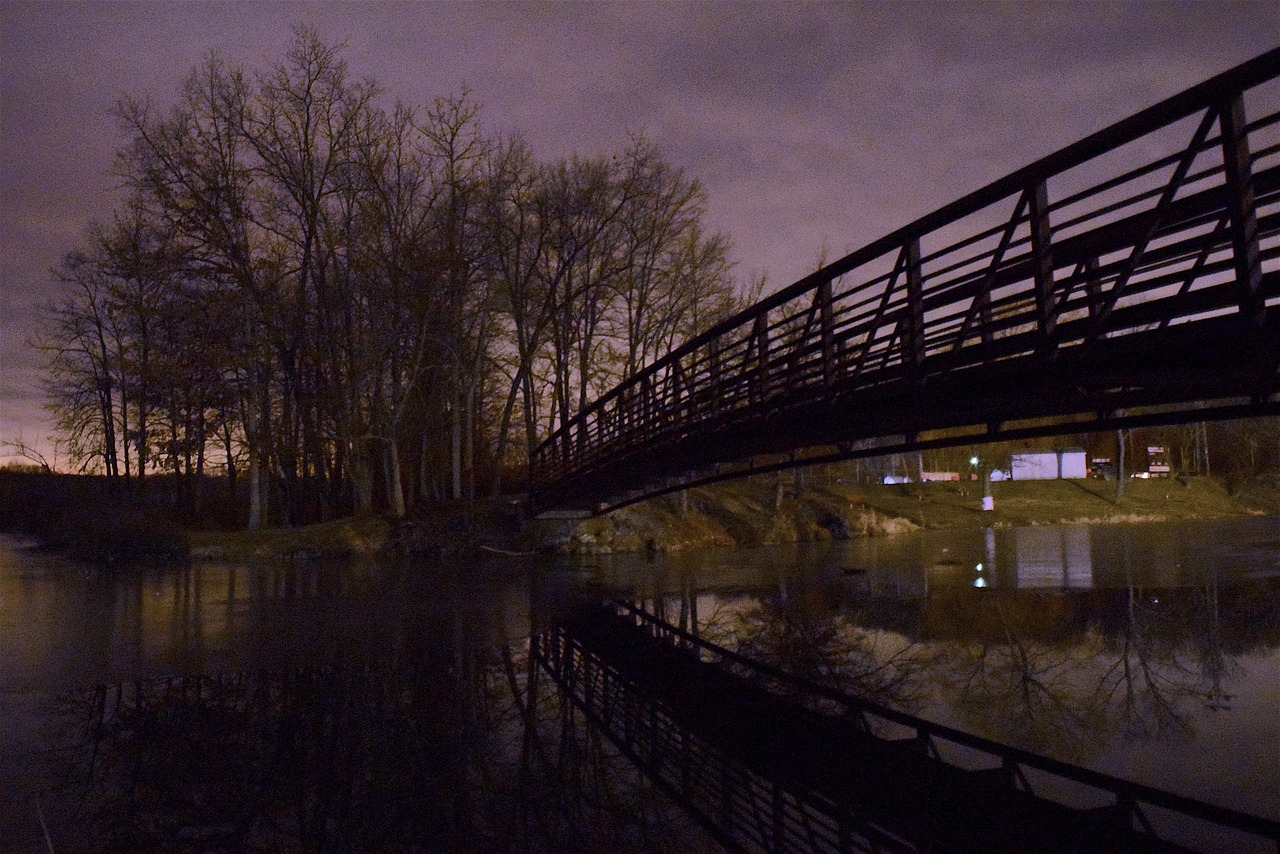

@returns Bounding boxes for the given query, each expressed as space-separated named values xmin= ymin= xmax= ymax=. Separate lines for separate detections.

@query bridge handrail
xmin=650 ymin=46 xmax=1279 ymax=361
xmin=531 ymin=48 xmax=1280 ymax=505
xmin=594 ymin=47 xmax=1280 ymax=398
xmin=612 ymin=599 xmax=1280 ymax=845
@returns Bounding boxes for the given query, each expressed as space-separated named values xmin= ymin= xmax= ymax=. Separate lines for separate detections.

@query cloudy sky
xmin=1 ymin=0 xmax=1277 ymax=466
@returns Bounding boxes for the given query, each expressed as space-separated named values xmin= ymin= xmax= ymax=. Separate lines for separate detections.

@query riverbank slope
xmin=555 ymin=473 xmax=1280 ymax=555
xmin=175 ymin=474 xmax=1280 ymax=561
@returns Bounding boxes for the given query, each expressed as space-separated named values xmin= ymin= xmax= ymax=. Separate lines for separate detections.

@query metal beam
xmin=1218 ymin=93 xmax=1265 ymax=329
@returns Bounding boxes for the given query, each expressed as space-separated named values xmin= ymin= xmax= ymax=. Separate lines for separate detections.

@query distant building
xmin=1010 ymin=448 xmax=1087 ymax=480
xmin=1146 ymin=446 xmax=1171 ymax=477
xmin=921 ymin=471 xmax=960 ymax=482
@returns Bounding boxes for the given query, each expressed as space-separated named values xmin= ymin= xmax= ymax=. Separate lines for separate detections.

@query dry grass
xmin=834 ymin=476 xmax=1257 ymax=529
xmin=188 ymin=514 xmax=391 ymax=562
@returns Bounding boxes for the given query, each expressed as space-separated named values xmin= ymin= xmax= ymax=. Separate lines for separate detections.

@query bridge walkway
xmin=532 ymin=601 xmax=1280 ymax=853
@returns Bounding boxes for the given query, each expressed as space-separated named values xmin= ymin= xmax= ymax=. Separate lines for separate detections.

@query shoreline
xmin=555 ymin=474 xmax=1280 ymax=556
xmin=194 ymin=474 xmax=1280 ymax=562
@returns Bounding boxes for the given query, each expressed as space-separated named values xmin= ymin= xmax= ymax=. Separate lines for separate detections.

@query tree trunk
xmin=465 ymin=381 xmax=476 ymax=506
xmin=350 ymin=438 xmax=374 ymax=514
xmin=384 ymin=437 xmax=405 ymax=519
xmin=248 ymin=445 xmax=264 ymax=529
xmin=419 ymin=434 xmax=431 ymax=505
xmin=222 ymin=419 xmax=237 ymax=486
xmin=491 ymin=367 xmax=525 ymax=497
xmin=451 ymin=396 xmax=463 ymax=502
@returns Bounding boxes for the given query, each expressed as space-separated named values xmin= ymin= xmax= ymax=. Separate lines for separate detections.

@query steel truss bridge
xmin=532 ymin=601 xmax=1280 ymax=853
xmin=531 ymin=50 xmax=1280 ymax=512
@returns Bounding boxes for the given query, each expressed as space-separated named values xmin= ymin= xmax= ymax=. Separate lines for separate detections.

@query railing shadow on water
xmin=531 ymin=598 xmax=1280 ymax=854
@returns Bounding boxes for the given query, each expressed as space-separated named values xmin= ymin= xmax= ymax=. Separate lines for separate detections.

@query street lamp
xmin=972 ymin=455 xmax=994 ymax=511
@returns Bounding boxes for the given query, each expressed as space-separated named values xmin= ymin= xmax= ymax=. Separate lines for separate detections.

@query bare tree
xmin=44 ymin=29 xmax=746 ymax=526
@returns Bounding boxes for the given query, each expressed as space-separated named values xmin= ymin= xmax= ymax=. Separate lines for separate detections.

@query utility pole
xmin=1115 ymin=429 xmax=1126 ymax=502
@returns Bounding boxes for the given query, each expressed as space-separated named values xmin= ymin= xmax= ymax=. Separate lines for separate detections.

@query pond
xmin=1 ymin=515 xmax=1277 ymax=851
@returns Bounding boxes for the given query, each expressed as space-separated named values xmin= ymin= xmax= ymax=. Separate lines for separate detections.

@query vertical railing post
xmin=818 ymin=278 xmax=835 ymax=386
xmin=751 ymin=311 xmax=770 ymax=404
xmin=1029 ymin=179 xmax=1057 ymax=354
xmin=1218 ymin=93 xmax=1265 ymax=330
xmin=559 ymin=418 xmax=572 ymax=463
xmin=640 ymin=374 xmax=653 ymax=440
xmin=706 ymin=339 xmax=721 ymax=417
xmin=672 ymin=359 xmax=686 ymax=424
xmin=903 ymin=238 xmax=925 ymax=374
xmin=1082 ymin=256 xmax=1102 ymax=322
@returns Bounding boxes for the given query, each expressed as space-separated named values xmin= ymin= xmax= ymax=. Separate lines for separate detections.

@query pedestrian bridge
xmin=531 ymin=49 xmax=1280 ymax=512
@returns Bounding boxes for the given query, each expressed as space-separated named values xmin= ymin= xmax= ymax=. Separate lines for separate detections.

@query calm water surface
xmin=596 ymin=518 xmax=1280 ymax=830
xmin=2 ymin=516 xmax=1277 ymax=851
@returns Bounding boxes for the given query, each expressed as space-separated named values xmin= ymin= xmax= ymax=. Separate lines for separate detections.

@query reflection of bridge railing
xmin=532 ymin=600 xmax=1280 ymax=853
xmin=532 ymin=50 xmax=1280 ymax=511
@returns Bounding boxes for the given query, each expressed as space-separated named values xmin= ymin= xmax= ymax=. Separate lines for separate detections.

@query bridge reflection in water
xmin=531 ymin=600 xmax=1279 ymax=853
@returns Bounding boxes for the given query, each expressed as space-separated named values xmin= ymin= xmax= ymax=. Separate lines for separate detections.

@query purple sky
xmin=2 ymin=1 xmax=1277 ymax=466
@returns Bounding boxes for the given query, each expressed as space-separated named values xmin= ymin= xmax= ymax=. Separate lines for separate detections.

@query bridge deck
xmin=534 ymin=602 xmax=1279 ymax=853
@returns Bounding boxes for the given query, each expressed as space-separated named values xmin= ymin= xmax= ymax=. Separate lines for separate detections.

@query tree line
xmin=41 ymin=28 xmax=748 ymax=526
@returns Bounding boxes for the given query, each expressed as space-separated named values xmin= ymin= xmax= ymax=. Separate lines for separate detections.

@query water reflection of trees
xmin=703 ymin=588 xmax=932 ymax=711
xmin=1093 ymin=575 xmax=1201 ymax=739
xmin=927 ymin=575 xmax=1280 ymax=762
xmin=942 ymin=596 xmax=1109 ymax=761
xmin=699 ymin=566 xmax=1280 ymax=769
xmin=53 ymin=660 xmax=520 ymax=853
xmin=50 ymin=650 xmax=719 ymax=853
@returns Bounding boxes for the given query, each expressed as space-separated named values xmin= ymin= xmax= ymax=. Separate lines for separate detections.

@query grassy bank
xmin=13 ymin=470 xmax=1272 ymax=564
xmin=187 ymin=515 xmax=391 ymax=563
xmin=558 ymin=474 xmax=1279 ymax=555
xmin=184 ymin=474 xmax=1279 ymax=561
xmin=841 ymin=474 xmax=1279 ymax=530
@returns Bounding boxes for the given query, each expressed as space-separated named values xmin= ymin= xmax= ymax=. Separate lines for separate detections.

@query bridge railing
xmin=532 ymin=49 xmax=1280 ymax=506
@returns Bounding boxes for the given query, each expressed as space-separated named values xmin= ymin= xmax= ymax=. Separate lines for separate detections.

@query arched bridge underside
xmin=531 ymin=50 xmax=1280 ymax=513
